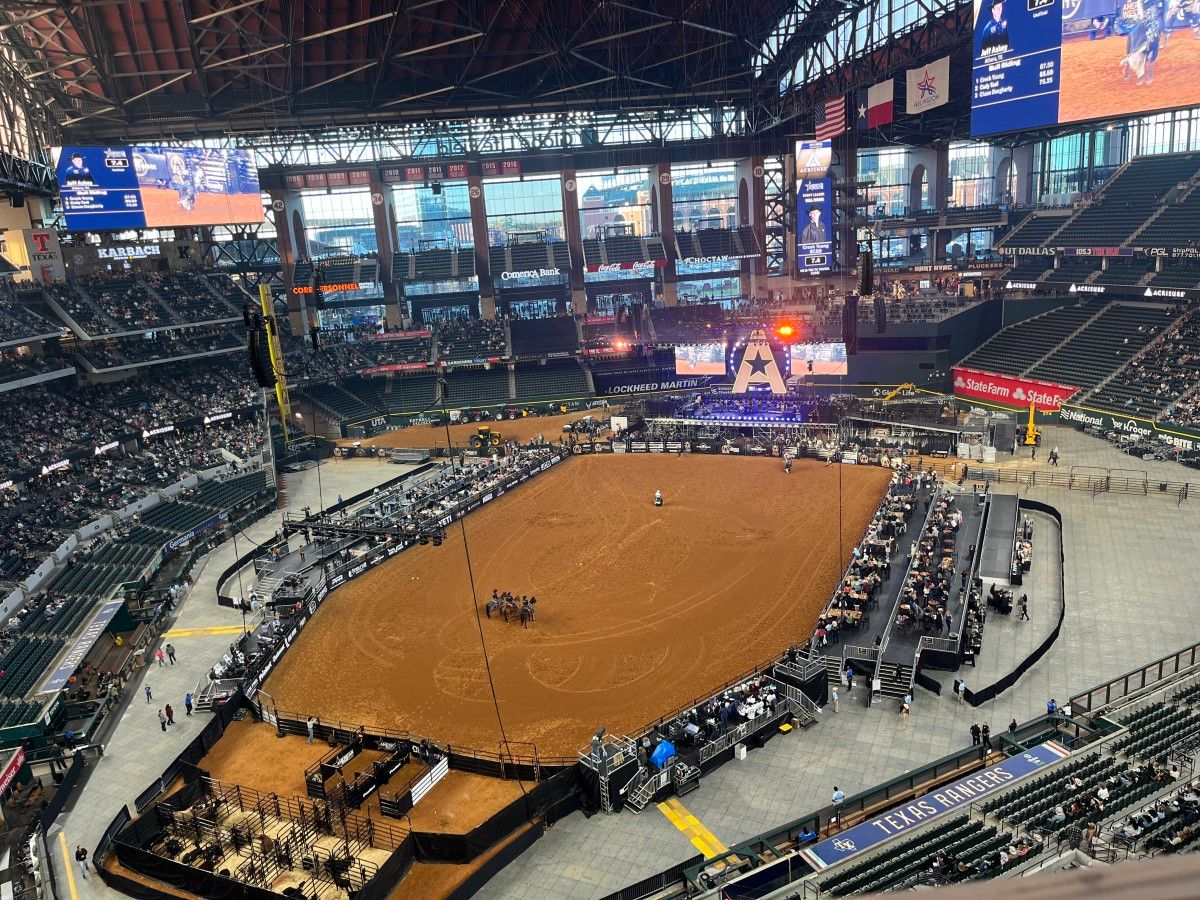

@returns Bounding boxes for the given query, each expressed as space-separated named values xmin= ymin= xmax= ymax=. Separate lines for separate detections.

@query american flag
xmin=815 ymin=96 xmax=846 ymax=141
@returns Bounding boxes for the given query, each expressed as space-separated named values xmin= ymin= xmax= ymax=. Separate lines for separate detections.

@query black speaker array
xmin=843 ymin=295 xmax=858 ymax=355
xmin=247 ymin=324 xmax=276 ymax=388
xmin=859 ymin=247 xmax=874 ymax=296
xmin=874 ymin=296 xmax=887 ymax=334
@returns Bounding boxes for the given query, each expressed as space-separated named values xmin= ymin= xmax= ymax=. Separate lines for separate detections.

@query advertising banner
xmin=801 ymin=742 xmax=1070 ymax=871
xmin=1060 ymin=405 xmax=1200 ymax=451
xmin=591 ymin=368 xmax=724 ymax=397
xmin=906 ymin=56 xmax=950 ymax=114
xmin=952 ymin=366 xmax=1079 ymax=411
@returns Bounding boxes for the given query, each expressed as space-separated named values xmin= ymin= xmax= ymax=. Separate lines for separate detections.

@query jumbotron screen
xmin=789 ymin=342 xmax=848 ymax=376
xmin=674 ymin=343 xmax=727 ymax=376
xmin=53 ymin=146 xmax=263 ymax=231
xmin=971 ymin=0 xmax=1200 ymax=135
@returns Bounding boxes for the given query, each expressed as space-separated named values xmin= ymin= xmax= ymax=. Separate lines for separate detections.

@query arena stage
xmin=339 ymin=409 xmax=604 ymax=451
xmin=264 ymin=454 xmax=891 ymax=756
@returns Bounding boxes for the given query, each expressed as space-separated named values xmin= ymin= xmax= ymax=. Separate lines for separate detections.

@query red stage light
xmin=776 ymin=324 xmax=795 ymax=339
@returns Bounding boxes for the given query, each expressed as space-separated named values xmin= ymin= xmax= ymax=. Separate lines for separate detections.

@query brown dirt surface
xmin=389 ymin=822 xmax=535 ymax=900
xmin=265 ymin=455 xmax=891 ymax=755
xmin=1059 ymin=33 xmax=1200 ymax=126
xmin=405 ymin=769 xmax=534 ymax=834
xmin=342 ymin=409 xmax=606 ymax=450
xmin=202 ymin=720 xmax=328 ymax=797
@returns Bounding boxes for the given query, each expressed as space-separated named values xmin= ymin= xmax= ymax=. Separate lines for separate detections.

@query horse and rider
xmin=486 ymin=589 xmax=537 ymax=627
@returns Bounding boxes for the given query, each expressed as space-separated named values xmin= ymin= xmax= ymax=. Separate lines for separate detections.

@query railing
xmin=697 ymin=701 xmax=790 ymax=764
xmin=871 ymin=487 xmax=940 ymax=691
xmin=1070 ymin=639 xmax=1200 ymax=714
xmin=959 ymin=464 xmax=1196 ymax=499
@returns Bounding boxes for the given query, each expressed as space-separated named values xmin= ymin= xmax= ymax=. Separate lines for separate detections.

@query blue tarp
xmin=650 ymin=739 xmax=676 ymax=770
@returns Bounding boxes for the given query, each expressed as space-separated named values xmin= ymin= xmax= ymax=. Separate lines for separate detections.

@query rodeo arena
xmin=6 ymin=4 xmax=1200 ymax=900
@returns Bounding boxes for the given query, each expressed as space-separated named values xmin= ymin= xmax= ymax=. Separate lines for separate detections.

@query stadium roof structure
xmin=0 ymin=0 xmax=797 ymax=143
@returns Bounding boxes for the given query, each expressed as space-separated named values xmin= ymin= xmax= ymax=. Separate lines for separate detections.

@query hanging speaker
xmin=247 ymin=328 xmax=276 ymax=388
xmin=874 ymin=296 xmax=887 ymax=334
xmin=859 ymin=248 xmax=874 ymax=297
xmin=843 ymin=296 xmax=858 ymax=355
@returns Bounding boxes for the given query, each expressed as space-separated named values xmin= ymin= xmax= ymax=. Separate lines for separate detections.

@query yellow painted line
xmin=58 ymin=831 xmax=79 ymax=900
xmin=656 ymin=796 xmax=729 ymax=861
xmin=164 ymin=625 xmax=246 ymax=638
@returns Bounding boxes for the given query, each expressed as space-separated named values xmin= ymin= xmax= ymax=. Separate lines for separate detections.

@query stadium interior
xmin=1 ymin=0 xmax=1200 ymax=898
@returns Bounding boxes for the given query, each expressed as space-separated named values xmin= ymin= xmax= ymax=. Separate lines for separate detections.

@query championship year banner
xmin=952 ymin=366 xmax=1079 ymax=411
xmin=801 ymin=741 xmax=1070 ymax=871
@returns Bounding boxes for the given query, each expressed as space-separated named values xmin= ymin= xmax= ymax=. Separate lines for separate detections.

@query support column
xmin=932 ymin=143 xmax=951 ymax=261
xmin=1011 ymin=145 xmax=1036 ymax=206
xmin=270 ymin=187 xmax=307 ymax=332
xmin=833 ymin=133 xmax=858 ymax=275
xmin=468 ymin=174 xmax=494 ymax=319
xmin=734 ymin=156 xmax=767 ymax=299
xmin=560 ymin=168 xmax=587 ymax=315
xmin=368 ymin=177 xmax=403 ymax=329
xmin=652 ymin=163 xmax=677 ymax=307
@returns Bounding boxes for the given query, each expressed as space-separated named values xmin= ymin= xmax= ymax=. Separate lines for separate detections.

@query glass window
xmin=393 ymin=182 xmax=473 ymax=251
xmin=672 ymin=162 xmax=738 ymax=231
xmin=484 ymin=175 xmax=565 ymax=243
xmin=300 ymin=187 xmax=377 ymax=257
xmin=577 ymin=167 xmax=652 ymax=238
xmin=860 ymin=148 xmax=913 ymax=215
xmin=949 ymin=142 xmax=993 ymax=207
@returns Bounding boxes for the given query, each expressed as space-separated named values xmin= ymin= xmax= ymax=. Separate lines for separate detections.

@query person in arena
xmin=654 ymin=489 xmax=663 ymax=507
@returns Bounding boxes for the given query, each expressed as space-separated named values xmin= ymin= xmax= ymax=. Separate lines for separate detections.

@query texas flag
xmin=855 ymin=80 xmax=894 ymax=129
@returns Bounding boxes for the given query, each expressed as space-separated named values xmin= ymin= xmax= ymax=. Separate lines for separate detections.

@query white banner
xmin=906 ymin=56 xmax=950 ymax=114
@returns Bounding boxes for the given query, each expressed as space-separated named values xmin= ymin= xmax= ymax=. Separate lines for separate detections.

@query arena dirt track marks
xmin=265 ymin=455 xmax=891 ymax=755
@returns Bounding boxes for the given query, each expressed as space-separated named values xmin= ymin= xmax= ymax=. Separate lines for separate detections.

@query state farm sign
xmin=952 ymin=366 xmax=1078 ymax=412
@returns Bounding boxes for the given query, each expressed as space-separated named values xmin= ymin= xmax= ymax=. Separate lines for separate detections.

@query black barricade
xmin=114 ymin=842 xmax=281 ymax=900
xmin=447 ymin=750 xmax=504 ymax=778
xmin=598 ymin=854 xmax=706 ymax=900
xmin=446 ymin=822 xmax=544 ymax=900
xmin=95 ymin=804 xmax=132 ymax=863
xmin=355 ymin=834 xmax=417 ymax=900
xmin=41 ymin=751 xmax=85 ymax=831
xmin=970 ymin=500 xmax=1065 ymax=706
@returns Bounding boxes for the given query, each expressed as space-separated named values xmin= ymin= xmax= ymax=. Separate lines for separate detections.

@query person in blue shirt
xmin=63 ymin=153 xmax=93 ymax=185
xmin=979 ymin=0 xmax=1011 ymax=54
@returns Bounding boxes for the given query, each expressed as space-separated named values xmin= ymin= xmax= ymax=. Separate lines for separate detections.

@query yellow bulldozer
xmin=468 ymin=425 xmax=503 ymax=449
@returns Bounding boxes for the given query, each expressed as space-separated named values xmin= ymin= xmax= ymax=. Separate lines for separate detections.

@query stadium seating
xmin=958 ymin=302 xmax=1100 ymax=376
xmin=1000 ymin=257 xmax=1055 ymax=283
xmin=0 ymin=292 xmax=61 ymax=344
xmin=1052 ymin=153 xmax=1200 ymax=247
xmin=1086 ymin=310 xmax=1200 ymax=418
xmin=1027 ymin=303 xmax=1172 ymax=390
xmin=443 ymin=365 xmax=510 ymax=405
xmin=1146 ymin=260 xmax=1200 ymax=290
xmin=514 ymin=360 xmax=590 ymax=400
xmin=436 ymin=319 xmax=507 ymax=361
xmin=1094 ymin=258 xmax=1154 ymax=286
xmin=150 ymin=272 xmax=240 ymax=324
xmin=998 ymin=213 xmax=1069 ymax=249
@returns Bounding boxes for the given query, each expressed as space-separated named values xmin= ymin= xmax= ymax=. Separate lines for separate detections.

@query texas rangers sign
xmin=800 ymin=742 xmax=1069 ymax=872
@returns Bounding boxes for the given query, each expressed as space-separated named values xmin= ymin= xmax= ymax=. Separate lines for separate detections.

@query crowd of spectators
xmin=81 ymin=275 xmax=170 ymax=333
xmin=1132 ymin=312 xmax=1200 ymax=427
xmin=0 ymin=348 xmax=72 ymax=385
xmin=148 ymin=272 xmax=240 ymax=324
xmin=435 ymin=318 xmax=507 ymax=361
xmin=0 ymin=290 xmax=59 ymax=344
xmin=83 ymin=326 xmax=243 ymax=369
xmin=894 ymin=484 xmax=964 ymax=635
xmin=811 ymin=466 xmax=925 ymax=649
xmin=0 ymin=416 xmax=262 ymax=585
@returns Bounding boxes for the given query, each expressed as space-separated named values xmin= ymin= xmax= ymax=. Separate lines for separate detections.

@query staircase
xmin=823 ymin=654 xmax=843 ymax=686
xmin=626 ymin=768 xmax=656 ymax=813
xmin=1019 ymin=302 xmax=1111 ymax=376
xmin=875 ymin=660 xmax=914 ymax=700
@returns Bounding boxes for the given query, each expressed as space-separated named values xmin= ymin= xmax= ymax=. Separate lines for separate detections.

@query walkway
xmin=47 ymin=457 xmax=412 ymax=900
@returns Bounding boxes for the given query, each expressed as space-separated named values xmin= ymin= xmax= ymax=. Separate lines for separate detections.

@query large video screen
xmin=795 ymin=139 xmax=834 ymax=274
xmin=790 ymin=342 xmax=849 ymax=376
xmin=54 ymin=146 xmax=262 ymax=231
xmin=675 ymin=343 xmax=727 ymax=376
xmin=972 ymin=0 xmax=1200 ymax=135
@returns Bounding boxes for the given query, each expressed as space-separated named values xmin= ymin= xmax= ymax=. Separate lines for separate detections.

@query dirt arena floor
xmin=1059 ymin=32 xmax=1200 ymax=124
xmin=340 ymin=409 xmax=604 ymax=451
xmin=140 ymin=186 xmax=262 ymax=228
xmin=265 ymin=455 xmax=891 ymax=756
